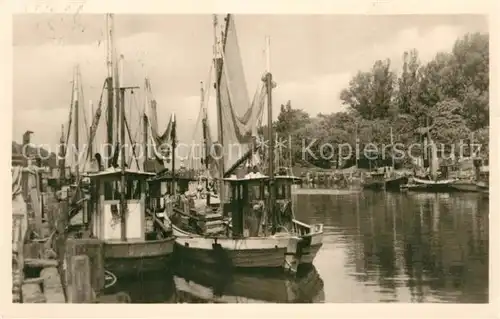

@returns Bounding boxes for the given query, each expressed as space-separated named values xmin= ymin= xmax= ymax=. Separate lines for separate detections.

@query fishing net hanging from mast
xmin=216 ymin=15 xmax=266 ymax=176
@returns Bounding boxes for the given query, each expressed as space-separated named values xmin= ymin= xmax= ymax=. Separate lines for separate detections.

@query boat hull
xmin=450 ymin=182 xmax=480 ymax=192
xmin=363 ymin=180 xmax=385 ymax=190
xmin=385 ymin=176 xmax=408 ymax=191
xmin=173 ymin=225 xmax=299 ymax=271
xmin=292 ymin=221 xmax=323 ymax=265
xmin=298 ymin=242 xmax=323 ymax=265
xmin=403 ymin=177 xmax=456 ymax=192
xmin=103 ymin=238 xmax=175 ymax=277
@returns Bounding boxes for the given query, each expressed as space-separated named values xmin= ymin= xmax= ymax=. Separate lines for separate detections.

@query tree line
xmin=270 ymin=32 xmax=489 ymax=170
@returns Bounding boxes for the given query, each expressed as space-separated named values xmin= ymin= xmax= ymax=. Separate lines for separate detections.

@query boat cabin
xmin=275 ymin=171 xmax=301 ymax=201
xmin=223 ymin=172 xmax=269 ymax=238
xmin=147 ymin=169 xmax=197 ymax=214
xmin=85 ymin=168 xmax=155 ymax=241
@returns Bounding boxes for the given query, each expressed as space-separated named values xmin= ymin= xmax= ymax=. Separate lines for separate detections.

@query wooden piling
xmin=64 ymin=238 xmax=104 ymax=295
xmin=68 ymin=255 xmax=93 ymax=303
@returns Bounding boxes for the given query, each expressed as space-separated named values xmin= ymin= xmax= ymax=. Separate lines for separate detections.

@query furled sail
xmin=217 ymin=15 xmax=266 ymax=176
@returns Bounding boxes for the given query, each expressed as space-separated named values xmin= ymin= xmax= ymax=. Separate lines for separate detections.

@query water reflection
xmin=99 ymin=191 xmax=487 ymax=303
xmin=294 ymin=191 xmax=489 ymax=303
xmin=173 ymin=263 xmax=324 ymax=303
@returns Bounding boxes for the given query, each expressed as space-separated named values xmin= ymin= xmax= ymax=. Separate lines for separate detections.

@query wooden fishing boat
xmin=147 ymin=14 xmax=305 ymax=273
xmin=401 ymin=176 xmax=457 ymax=192
xmin=152 ymin=171 xmax=300 ymax=272
xmin=362 ymin=172 xmax=386 ymax=190
xmin=384 ymin=174 xmax=408 ymax=191
xmin=84 ymin=168 xmax=175 ymax=277
xmin=66 ymin=14 xmax=175 ymax=277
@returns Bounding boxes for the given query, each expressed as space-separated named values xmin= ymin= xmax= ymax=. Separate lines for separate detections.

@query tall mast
xmin=106 ymin=13 xmax=114 ymax=167
xmin=118 ymin=56 xmax=139 ymax=241
xmin=143 ymin=79 xmax=149 ymax=171
xmin=171 ymin=114 xmax=177 ymax=196
xmin=116 ymin=54 xmax=124 ymax=149
xmin=88 ymin=99 xmax=94 ymax=161
xmin=59 ymin=124 xmax=66 ymax=183
xmin=264 ymin=36 xmax=276 ymax=233
xmin=201 ymin=81 xmax=210 ymax=206
xmin=73 ymin=65 xmax=80 ymax=182
xmin=119 ymin=56 xmax=126 ymax=242
xmin=213 ymin=14 xmax=226 ymax=202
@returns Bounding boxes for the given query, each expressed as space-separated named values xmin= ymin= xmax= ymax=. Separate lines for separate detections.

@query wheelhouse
xmin=147 ymin=169 xmax=197 ymax=214
xmin=223 ymin=172 xmax=269 ymax=238
xmin=85 ymin=168 xmax=155 ymax=241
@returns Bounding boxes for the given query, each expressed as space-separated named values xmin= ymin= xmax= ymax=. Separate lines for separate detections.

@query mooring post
xmin=64 ymin=238 xmax=104 ymax=297
xmin=69 ymin=255 xmax=93 ymax=303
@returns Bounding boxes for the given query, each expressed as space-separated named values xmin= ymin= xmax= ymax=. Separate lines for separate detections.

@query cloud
xmin=13 ymin=15 xmax=485 ymax=150
xmin=276 ymin=72 xmax=352 ymax=116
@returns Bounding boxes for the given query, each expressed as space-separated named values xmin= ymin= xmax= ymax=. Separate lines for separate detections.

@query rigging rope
xmin=79 ymin=71 xmax=90 ymax=144
xmin=64 ymin=78 xmax=75 ymax=156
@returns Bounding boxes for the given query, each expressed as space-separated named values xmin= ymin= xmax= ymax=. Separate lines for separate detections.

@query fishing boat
xmin=385 ymin=174 xmax=408 ymax=190
xmin=63 ymin=14 xmax=175 ymax=277
xmin=401 ymin=176 xmax=457 ymax=192
xmin=148 ymin=14 xmax=301 ymax=273
xmin=84 ymin=168 xmax=174 ymax=277
xmin=362 ymin=171 xmax=386 ymax=190
xmin=401 ymin=124 xmax=457 ymax=192
xmin=450 ymin=158 xmax=489 ymax=193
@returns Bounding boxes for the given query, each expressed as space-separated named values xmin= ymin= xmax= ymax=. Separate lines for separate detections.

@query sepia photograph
xmin=8 ymin=8 xmax=491 ymax=308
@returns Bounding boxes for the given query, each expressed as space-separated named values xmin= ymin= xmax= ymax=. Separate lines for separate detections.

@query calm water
xmin=100 ymin=191 xmax=489 ymax=303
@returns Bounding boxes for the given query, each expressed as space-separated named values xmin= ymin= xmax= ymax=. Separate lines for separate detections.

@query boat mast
xmin=201 ymin=81 xmax=210 ymax=206
xmin=264 ymin=36 xmax=276 ymax=233
xmin=142 ymin=79 xmax=149 ymax=171
xmin=59 ymin=124 xmax=66 ymax=183
xmin=171 ymin=114 xmax=177 ymax=196
xmin=213 ymin=14 xmax=226 ymax=202
xmin=73 ymin=65 xmax=80 ymax=182
xmin=88 ymin=100 xmax=94 ymax=160
xmin=118 ymin=55 xmax=140 ymax=241
xmin=106 ymin=13 xmax=115 ymax=167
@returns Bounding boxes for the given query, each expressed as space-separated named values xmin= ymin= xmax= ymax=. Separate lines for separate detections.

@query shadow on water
xmin=293 ymin=190 xmax=489 ymax=303
xmin=99 ymin=261 xmax=324 ymax=303
xmin=99 ymin=190 xmax=487 ymax=303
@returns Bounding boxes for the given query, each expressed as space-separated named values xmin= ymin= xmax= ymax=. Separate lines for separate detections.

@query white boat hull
xmin=292 ymin=220 xmax=323 ymax=265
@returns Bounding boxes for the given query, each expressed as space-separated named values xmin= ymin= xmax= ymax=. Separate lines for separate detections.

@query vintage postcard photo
xmin=2 ymin=0 xmax=497 ymax=317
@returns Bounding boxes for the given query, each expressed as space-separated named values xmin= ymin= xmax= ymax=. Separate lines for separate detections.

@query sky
xmin=12 ymin=14 xmax=488 ymax=153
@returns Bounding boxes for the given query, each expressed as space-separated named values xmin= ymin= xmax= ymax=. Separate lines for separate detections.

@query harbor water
xmin=100 ymin=191 xmax=489 ymax=303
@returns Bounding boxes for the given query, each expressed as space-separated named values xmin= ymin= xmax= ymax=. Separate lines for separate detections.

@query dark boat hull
xmin=385 ymin=176 xmax=408 ymax=191
xmin=363 ymin=181 xmax=385 ymax=190
xmin=103 ymin=238 xmax=175 ymax=277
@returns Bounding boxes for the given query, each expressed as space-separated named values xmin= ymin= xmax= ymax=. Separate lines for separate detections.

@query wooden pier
xmin=11 ymin=165 xmax=104 ymax=303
